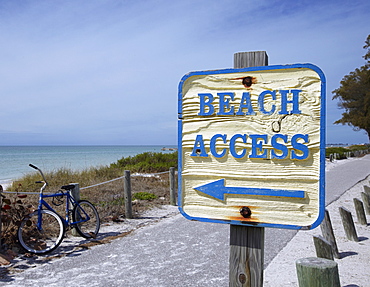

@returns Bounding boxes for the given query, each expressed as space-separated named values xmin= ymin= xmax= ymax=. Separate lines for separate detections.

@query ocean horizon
xmin=0 ymin=145 xmax=177 ymax=185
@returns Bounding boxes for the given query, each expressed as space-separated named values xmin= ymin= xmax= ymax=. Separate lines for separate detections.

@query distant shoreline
xmin=0 ymin=145 xmax=177 ymax=184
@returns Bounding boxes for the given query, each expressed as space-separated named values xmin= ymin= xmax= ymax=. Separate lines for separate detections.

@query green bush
xmin=0 ymin=185 xmax=34 ymax=249
xmin=348 ymin=144 xmax=370 ymax=151
xmin=326 ymin=145 xmax=370 ymax=160
xmin=133 ymin=192 xmax=157 ymax=201
xmin=325 ymin=147 xmax=348 ymax=158
xmin=110 ymin=151 xmax=177 ymax=173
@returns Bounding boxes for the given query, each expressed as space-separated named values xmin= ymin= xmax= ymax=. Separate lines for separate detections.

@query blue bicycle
xmin=17 ymin=164 xmax=100 ymax=254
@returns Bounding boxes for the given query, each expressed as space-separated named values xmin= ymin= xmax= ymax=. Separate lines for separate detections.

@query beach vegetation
xmin=133 ymin=192 xmax=157 ymax=201
xmin=325 ymin=147 xmax=349 ymax=158
xmin=110 ymin=151 xmax=178 ymax=172
xmin=348 ymin=144 xmax=370 ymax=151
xmin=8 ymin=151 xmax=177 ymax=193
xmin=99 ymin=196 xmax=126 ymax=207
xmin=4 ymin=151 xmax=177 ymax=226
xmin=326 ymin=144 xmax=370 ymax=159
xmin=1 ymin=184 xmax=34 ymax=250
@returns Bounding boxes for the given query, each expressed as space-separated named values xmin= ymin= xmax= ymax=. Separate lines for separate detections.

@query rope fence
xmin=80 ymin=170 xmax=170 ymax=191
xmin=1 ymin=170 xmax=172 ymax=195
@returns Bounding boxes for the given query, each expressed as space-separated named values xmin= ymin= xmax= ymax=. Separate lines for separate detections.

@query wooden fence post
xmin=229 ymin=51 xmax=268 ymax=287
xmin=124 ymin=170 xmax=133 ymax=219
xmin=230 ymin=226 xmax=264 ymax=287
xmin=169 ymin=167 xmax=176 ymax=206
xmin=319 ymin=209 xmax=339 ymax=259
xmin=313 ymin=235 xmax=334 ymax=260
xmin=353 ymin=198 xmax=367 ymax=225
xmin=361 ymin=192 xmax=370 ymax=215
xmin=296 ymin=257 xmax=340 ymax=287
xmin=339 ymin=207 xmax=359 ymax=242
xmin=364 ymin=185 xmax=370 ymax=196
xmin=71 ymin=183 xmax=80 ymax=236
xmin=71 ymin=183 xmax=80 ymax=202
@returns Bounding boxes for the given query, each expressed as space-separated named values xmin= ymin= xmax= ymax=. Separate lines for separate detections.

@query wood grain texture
xmin=363 ymin=185 xmax=370 ymax=198
xmin=361 ymin=191 xmax=370 ymax=214
xmin=234 ymin=52 xmax=268 ymax=68
xmin=353 ymin=198 xmax=367 ymax=225
xmin=180 ymin=66 xmax=323 ymax=226
xmin=229 ymin=225 xmax=264 ymax=287
xmin=319 ymin=209 xmax=340 ymax=259
xmin=313 ymin=235 xmax=334 ymax=260
xmin=169 ymin=167 xmax=176 ymax=206
xmin=296 ymin=257 xmax=340 ymax=287
xmin=124 ymin=170 xmax=133 ymax=219
xmin=339 ymin=207 xmax=358 ymax=242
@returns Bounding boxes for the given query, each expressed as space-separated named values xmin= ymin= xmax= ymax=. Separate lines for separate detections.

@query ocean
xmin=0 ymin=145 xmax=177 ymax=185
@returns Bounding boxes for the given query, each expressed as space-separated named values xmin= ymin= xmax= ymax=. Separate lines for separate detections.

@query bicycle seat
xmin=61 ymin=184 xmax=75 ymax=190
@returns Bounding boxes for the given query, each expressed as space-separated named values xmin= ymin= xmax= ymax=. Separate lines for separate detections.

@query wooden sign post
xmin=177 ymin=51 xmax=326 ymax=286
xmin=229 ymin=51 xmax=267 ymax=287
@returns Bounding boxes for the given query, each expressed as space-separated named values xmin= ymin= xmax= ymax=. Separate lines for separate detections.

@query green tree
xmin=332 ymin=34 xmax=370 ymax=141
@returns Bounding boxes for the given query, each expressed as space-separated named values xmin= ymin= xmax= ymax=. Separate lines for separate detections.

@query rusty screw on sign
xmin=240 ymin=206 xmax=252 ymax=218
xmin=231 ymin=76 xmax=257 ymax=89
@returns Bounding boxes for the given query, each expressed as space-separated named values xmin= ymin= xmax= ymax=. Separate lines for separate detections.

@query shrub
xmin=110 ymin=151 xmax=177 ymax=173
xmin=133 ymin=192 xmax=157 ymax=201
xmin=348 ymin=144 xmax=370 ymax=151
xmin=325 ymin=147 xmax=348 ymax=157
xmin=326 ymin=145 xmax=370 ymax=160
xmin=1 ymin=184 xmax=34 ymax=250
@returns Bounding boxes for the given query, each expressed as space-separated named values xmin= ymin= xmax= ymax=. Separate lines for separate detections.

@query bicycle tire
xmin=72 ymin=200 xmax=100 ymax=238
xmin=18 ymin=209 xmax=65 ymax=254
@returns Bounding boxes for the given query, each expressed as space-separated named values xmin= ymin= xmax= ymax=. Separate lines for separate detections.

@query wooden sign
xmin=178 ymin=64 xmax=326 ymax=229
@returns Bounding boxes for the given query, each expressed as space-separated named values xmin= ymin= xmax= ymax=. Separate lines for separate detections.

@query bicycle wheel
xmin=18 ymin=209 xmax=65 ymax=254
xmin=72 ymin=200 xmax=100 ymax=238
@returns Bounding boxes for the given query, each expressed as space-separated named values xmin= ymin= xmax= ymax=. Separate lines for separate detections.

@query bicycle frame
xmin=36 ymin=190 xmax=90 ymax=230
xmin=29 ymin=164 xmax=90 ymax=231
xmin=18 ymin=164 xmax=100 ymax=255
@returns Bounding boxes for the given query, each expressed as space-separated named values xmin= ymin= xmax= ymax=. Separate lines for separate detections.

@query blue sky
xmin=0 ymin=0 xmax=369 ymax=145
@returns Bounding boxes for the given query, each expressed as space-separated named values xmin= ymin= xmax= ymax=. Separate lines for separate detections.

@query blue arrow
xmin=194 ymin=179 xmax=305 ymax=201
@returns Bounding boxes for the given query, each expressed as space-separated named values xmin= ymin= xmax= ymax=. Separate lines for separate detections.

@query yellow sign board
xmin=178 ymin=64 xmax=325 ymax=229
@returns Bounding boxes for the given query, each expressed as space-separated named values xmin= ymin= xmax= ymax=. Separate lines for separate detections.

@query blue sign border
xmin=178 ymin=63 xmax=326 ymax=230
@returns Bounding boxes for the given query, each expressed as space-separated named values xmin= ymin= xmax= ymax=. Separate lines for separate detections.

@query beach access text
xmin=178 ymin=63 xmax=326 ymax=230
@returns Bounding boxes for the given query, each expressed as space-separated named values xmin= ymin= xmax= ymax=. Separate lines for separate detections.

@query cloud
xmin=0 ymin=0 xmax=369 ymax=145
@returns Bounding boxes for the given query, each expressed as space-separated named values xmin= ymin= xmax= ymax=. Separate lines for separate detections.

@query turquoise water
xmin=0 ymin=145 xmax=177 ymax=184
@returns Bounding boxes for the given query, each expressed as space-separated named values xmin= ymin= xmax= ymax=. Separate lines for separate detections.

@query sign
xmin=178 ymin=64 xmax=326 ymax=229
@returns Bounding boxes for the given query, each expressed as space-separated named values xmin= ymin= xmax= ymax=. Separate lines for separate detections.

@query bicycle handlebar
xmin=29 ymin=164 xmax=49 ymax=189
xmin=29 ymin=164 xmax=38 ymax=170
